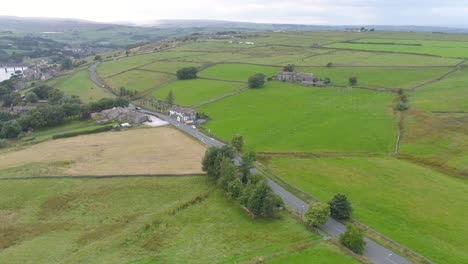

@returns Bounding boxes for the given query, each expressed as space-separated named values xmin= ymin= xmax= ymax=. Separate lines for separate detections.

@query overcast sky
xmin=1 ymin=0 xmax=467 ymax=26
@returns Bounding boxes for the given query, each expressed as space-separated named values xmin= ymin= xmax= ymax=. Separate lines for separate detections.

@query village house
xmin=169 ymin=105 xmax=197 ymax=124
xmin=98 ymin=107 xmax=149 ymax=125
xmin=275 ymin=71 xmax=326 ymax=87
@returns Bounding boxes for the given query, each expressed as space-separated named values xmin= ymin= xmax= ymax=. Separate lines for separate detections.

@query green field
xmin=400 ymin=112 xmax=468 ymax=173
xmin=199 ymin=63 xmax=281 ymax=81
xmin=151 ymin=79 xmax=244 ymax=106
xmin=104 ymin=70 xmax=176 ymax=94
xmin=139 ymin=61 xmax=205 ymax=74
xmin=410 ymin=66 xmax=468 ymax=111
xmin=267 ymin=156 xmax=468 ymax=264
xmin=0 ymin=176 xmax=354 ymax=263
xmin=54 ymin=70 xmax=111 ymax=103
xmin=198 ymin=81 xmax=396 ymax=152
xmin=301 ymin=67 xmax=448 ymax=89
xmin=327 ymin=39 xmax=468 ymax=58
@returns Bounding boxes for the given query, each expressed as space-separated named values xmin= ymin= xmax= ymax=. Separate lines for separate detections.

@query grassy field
xmin=151 ymin=79 xmax=245 ymax=106
xmin=198 ymin=81 xmax=396 ymax=153
xmin=400 ymin=111 xmax=468 ymax=174
xmin=267 ymin=156 xmax=468 ymax=264
xmin=327 ymin=39 xmax=468 ymax=58
xmin=199 ymin=63 xmax=281 ymax=81
xmin=139 ymin=61 xmax=205 ymax=73
xmin=0 ymin=176 xmax=356 ymax=264
xmin=104 ymin=70 xmax=176 ymax=94
xmin=54 ymin=70 xmax=112 ymax=103
xmin=301 ymin=67 xmax=448 ymax=89
xmin=0 ymin=127 xmax=205 ymax=177
xmin=410 ymin=65 xmax=468 ymax=111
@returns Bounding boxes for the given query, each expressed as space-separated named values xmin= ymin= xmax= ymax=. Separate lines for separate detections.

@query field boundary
xmin=410 ymin=58 xmax=467 ymax=90
xmin=191 ymin=87 xmax=248 ymax=108
xmin=0 ymin=173 xmax=205 ymax=181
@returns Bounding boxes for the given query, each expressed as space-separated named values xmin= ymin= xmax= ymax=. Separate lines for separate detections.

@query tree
xmin=165 ymin=90 xmax=175 ymax=105
xmin=227 ymin=178 xmax=243 ymax=199
xmin=340 ymin=224 xmax=366 ymax=255
xmin=324 ymin=77 xmax=331 ymax=84
xmin=328 ymin=193 xmax=352 ymax=220
xmin=394 ymin=102 xmax=409 ymax=111
xmin=217 ymin=157 xmax=238 ymax=191
xmin=176 ymin=67 xmax=198 ymax=80
xmin=25 ymin=92 xmax=38 ymax=103
xmin=240 ymin=151 xmax=256 ymax=184
xmin=94 ymin=55 xmax=102 ymax=61
xmin=61 ymin=58 xmax=73 ymax=70
xmin=231 ymin=135 xmax=244 ymax=152
xmin=248 ymin=73 xmax=266 ymax=89
xmin=283 ymin=64 xmax=295 ymax=72
xmin=0 ymin=120 xmax=21 ymax=139
xmin=348 ymin=77 xmax=358 ymax=86
xmin=304 ymin=202 xmax=330 ymax=227
xmin=326 ymin=62 xmax=333 ymax=68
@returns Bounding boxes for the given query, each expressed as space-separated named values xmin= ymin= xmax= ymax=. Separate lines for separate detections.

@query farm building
xmin=98 ymin=107 xmax=149 ymax=124
xmin=275 ymin=71 xmax=326 ymax=87
xmin=169 ymin=105 xmax=197 ymax=124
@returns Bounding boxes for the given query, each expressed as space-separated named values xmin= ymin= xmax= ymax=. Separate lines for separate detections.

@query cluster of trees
xmin=202 ymin=140 xmax=283 ymax=219
xmin=0 ymin=80 xmax=15 ymax=106
xmin=119 ymin=87 xmax=139 ymax=98
xmin=304 ymin=193 xmax=364 ymax=254
xmin=176 ymin=67 xmax=198 ymax=80
xmin=283 ymin=64 xmax=295 ymax=72
xmin=248 ymin=73 xmax=266 ymax=89
xmin=88 ymin=97 xmax=129 ymax=112
xmin=394 ymin=89 xmax=409 ymax=111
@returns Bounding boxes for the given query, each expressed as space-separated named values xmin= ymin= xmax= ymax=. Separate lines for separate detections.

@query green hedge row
xmin=53 ymin=126 xmax=114 ymax=139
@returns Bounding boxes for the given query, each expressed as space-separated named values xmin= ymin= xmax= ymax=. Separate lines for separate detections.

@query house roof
xmin=170 ymin=105 xmax=197 ymax=116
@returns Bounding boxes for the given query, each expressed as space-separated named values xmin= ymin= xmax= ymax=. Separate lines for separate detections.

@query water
xmin=0 ymin=67 xmax=27 ymax=82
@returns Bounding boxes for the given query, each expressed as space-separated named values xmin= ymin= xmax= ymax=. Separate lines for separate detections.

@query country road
xmin=89 ymin=64 xmax=412 ymax=264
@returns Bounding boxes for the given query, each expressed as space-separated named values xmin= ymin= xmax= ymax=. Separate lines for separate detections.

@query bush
xmin=349 ymin=77 xmax=358 ymax=86
xmin=176 ymin=67 xmax=198 ymax=80
xmin=394 ymin=102 xmax=409 ymax=111
xmin=283 ymin=64 xmax=295 ymax=72
xmin=0 ymin=120 xmax=21 ymax=139
xmin=248 ymin=73 xmax=266 ymax=89
xmin=304 ymin=202 xmax=330 ymax=227
xmin=231 ymin=135 xmax=244 ymax=152
xmin=0 ymin=138 xmax=8 ymax=148
xmin=52 ymin=126 xmax=113 ymax=139
xmin=340 ymin=224 xmax=366 ymax=255
xmin=329 ymin=193 xmax=352 ymax=221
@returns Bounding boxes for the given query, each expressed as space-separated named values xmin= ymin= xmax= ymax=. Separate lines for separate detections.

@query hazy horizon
xmin=0 ymin=0 xmax=467 ymax=27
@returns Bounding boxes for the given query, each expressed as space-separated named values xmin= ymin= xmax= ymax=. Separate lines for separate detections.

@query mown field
xmin=198 ymin=63 xmax=281 ymax=81
xmin=0 ymin=176 xmax=357 ymax=264
xmin=151 ymin=79 xmax=245 ymax=106
xmin=198 ymin=81 xmax=396 ymax=153
xmin=52 ymin=70 xmax=111 ymax=103
xmin=0 ymin=127 xmax=205 ymax=177
xmin=267 ymin=156 xmax=468 ymax=264
xmin=104 ymin=70 xmax=176 ymax=94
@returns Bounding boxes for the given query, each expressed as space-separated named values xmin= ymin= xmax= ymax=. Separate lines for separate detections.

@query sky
xmin=1 ymin=0 xmax=467 ymax=26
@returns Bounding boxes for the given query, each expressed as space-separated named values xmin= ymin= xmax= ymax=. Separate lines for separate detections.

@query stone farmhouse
xmin=275 ymin=71 xmax=326 ymax=87
xmin=98 ymin=107 xmax=149 ymax=125
xmin=169 ymin=105 xmax=197 ymax=124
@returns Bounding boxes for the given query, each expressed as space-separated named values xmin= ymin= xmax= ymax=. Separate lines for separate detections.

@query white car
xmin=135 ymin=107 xmax=142 ymax=110
xmin=191 ymin=125 xmax=196 ymax=129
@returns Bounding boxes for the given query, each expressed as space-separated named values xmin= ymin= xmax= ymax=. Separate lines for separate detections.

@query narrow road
xmin=89 ymin=64 xmax=412 ymax=264
xmin=89 ymin=63 xmax=114 ymax=95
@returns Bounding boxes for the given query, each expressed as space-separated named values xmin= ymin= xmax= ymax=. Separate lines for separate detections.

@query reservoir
xmin=0 ymin=67 xmax=27 ymax=82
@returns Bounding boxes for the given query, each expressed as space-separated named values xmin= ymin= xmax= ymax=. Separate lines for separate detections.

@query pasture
xmin=0 ymin=127 xmax=206 ymax=177
xmin=199 ymin=63 xmax=281 ymax=81
xmin=267 ymin=156 xmax=468 ymax=264
xmin=301 ymin=67 xmax=448 ymax=89
xmin=0 ymin=176 xmax=355 ymax=264
xmin=198 ymin=81 xmax=396 ymax=153
xmin=151 ymin=79 xmax=245 ymax=106
xmin=53 ymin=70 xmax=112 ymax=103
xmin=104 ymin=70 xmax=176 ymax=94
